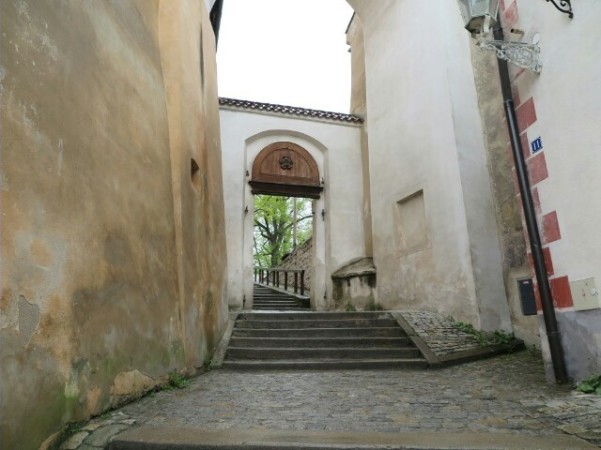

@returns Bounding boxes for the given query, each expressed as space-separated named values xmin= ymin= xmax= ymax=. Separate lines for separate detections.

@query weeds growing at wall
xmin=576 ymin=374 xmax=601 ymax=395
xmin=166 ymin=371 xmax=190 ymax=390
xmin=364 ymin=300 xmax=384 ymax=311
xmin=452 ymin=320 xmax=515 ymax=347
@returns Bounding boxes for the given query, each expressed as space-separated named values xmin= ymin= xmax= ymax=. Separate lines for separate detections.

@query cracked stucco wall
xmin=1 ymin=1 xmax=228 ymax=448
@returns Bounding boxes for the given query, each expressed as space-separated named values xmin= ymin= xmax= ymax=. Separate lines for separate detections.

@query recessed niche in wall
xmin=191 ymin=158 xmax=201 ymax=191
xmin=395 ymin=190 xmax=428 ymax=254
xmin=199 ymin=36 xmax=205 ymax=91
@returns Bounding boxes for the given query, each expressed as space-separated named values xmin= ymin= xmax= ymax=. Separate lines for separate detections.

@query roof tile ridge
xmin=219 ymin=97 xmax=363 ymax=123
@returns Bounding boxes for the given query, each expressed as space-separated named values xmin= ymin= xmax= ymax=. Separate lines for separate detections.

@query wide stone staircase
xmin=252 ymin=284 xmax=309 ymax=310
xmin=222 ymin=311 xmax=427 ymax=370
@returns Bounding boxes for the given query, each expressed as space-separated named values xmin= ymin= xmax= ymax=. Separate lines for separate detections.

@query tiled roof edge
xmin=219 ymin=97 xmax=364 ymax=124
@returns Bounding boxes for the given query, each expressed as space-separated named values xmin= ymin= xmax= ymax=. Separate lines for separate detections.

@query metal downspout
xmin=493 ymin=22 xmax=568 ymax=383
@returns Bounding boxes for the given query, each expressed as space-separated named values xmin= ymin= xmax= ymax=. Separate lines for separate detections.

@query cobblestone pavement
xmin=60 ymin=351 xmax=601 ymax=449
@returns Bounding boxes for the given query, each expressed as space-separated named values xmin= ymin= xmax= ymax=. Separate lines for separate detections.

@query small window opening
xmin=191 ymin=158 xmax=201 ymax=191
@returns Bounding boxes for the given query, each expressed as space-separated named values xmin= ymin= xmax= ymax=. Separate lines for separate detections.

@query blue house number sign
xmin=531 ymin=137 xmax=543 ymax=154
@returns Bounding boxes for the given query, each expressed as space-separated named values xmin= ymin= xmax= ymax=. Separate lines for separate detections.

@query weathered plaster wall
xmin=468 ymin=29 xmax=540 ymax=347
xmin=331 ymin=257 xmax=377 ymax=310
xmin=219 ymin=107 xmax=365 ymax=311
xmin=346 ymin=14 xmax=373 ymax=258
xmin=347 ymin=0 xmax=511 ymax=331
xmin=493 ymin=0 xmax=601 ymax=380
xmin=0 ymin=1 xmax=227 ymax=448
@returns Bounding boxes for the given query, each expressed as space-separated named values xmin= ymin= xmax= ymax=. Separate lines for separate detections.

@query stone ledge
xmin=109 ymin=426 xmax=598 ymax=450
xmin=392 ymin=311 xmax=525 ymax=368
xmin=331 ymin=257 xmax=376 ymax=280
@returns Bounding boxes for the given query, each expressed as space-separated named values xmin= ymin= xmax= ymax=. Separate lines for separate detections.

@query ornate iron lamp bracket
xmin=545 ymin=0 xmax=574 ymax=18
xmin=477 ymin=38 xmax=543 ymax=73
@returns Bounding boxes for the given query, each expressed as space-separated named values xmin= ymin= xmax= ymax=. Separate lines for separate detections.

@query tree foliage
xmin=253 ymin=195 xmax=313 ymax=268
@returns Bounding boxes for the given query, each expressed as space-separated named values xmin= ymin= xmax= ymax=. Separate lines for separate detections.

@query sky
xmin=216 ymin=0 xmax=354 ymax=113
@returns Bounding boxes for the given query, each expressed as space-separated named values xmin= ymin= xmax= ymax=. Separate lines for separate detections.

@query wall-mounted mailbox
xmin=518 ymin=278 xmax=537 ymax=316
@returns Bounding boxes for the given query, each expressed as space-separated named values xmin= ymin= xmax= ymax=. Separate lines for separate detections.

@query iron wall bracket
xmin=477 ymin=38 xmax=543 ymax=73
xmin=545 ymin=0 xmax=574 ymax=19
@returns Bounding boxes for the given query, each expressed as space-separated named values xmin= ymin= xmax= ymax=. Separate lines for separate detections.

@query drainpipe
xmin=493 ymin=22 xmax=568 ymax=383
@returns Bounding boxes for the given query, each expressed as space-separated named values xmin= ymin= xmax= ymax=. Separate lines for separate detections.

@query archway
xmin=249 ymin=141 xmax=323 ymax=199
xmin=247 ymin=141 xmax=324 ymax=310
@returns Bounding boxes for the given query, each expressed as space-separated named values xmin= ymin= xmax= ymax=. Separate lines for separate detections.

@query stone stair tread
xmin=252 ymin=303 xmax=305 ymax=305
xmin=232 ymin=327 xmax=406 ymax=337
xmin=223 ymin=310 xmax=426 ymax=370
xmin=221 ymin=358 xmax=428 ymax=370
xmin=228 ymin=337 xmax=411 ymax=346
xmin=251 ymin=284 xmax=309 ymax=311
xmin=253 ymin=303 xmax=300 ymax=305
xmin=223 ymin=357 xmax=426 ymax=362
xmin=236 ymin=319 xmax=399 ymax=327
xmin=226 ymin=348 xmax=421 ymax=360
xmin=239 ymin=312 xmax=389 ymax=319
xmin=226 ymin=346 xmax=416 ymax=351
xmin=232 ymin=327 xmax=405 ymax=332
xmin=252 ymin=306 xmax=306 ymax=309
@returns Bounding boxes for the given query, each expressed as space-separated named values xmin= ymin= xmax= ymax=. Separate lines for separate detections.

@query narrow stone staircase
xmin=222 ymin=311 xmax=427 ymax=370
xmin=252 ymin=284 xmax=309 ymax=310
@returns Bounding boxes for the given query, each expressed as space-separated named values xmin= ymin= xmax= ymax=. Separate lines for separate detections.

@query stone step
xmin=253 ymin=294 xmax=297 ymax=298
xmin=252 ymin=299 xmax=300 ymax=304
xmin=251 ymin=306 xmax=309 ymax=311
xmin=251 ymin=285 xmax=309 ymax=311
xmin=223 ymin=310 xmax=425 ymax=371
xmin=228 ymin=336 xmax=411 ymax=348
xmin=235 ymin=318 xmax=399 ymax=329
xmin=231 ymin=327 xmax=406 ymax=338
xmin=253 ymin=297 xmax=297 ymax=301
xmin=225 ymin=347 xmax=421 ymax=360
xmin=252 ymin=307 xmax=308 ymax=311
xmin=221 ymin=358 xmax=429 ymax=370
xmin=252 ymin=303 xmax=303 ymax=306
xmin=239 ymin=312 xmax=389 ymax=321
xmin=109 ymin=426 xmax=601 ymax=450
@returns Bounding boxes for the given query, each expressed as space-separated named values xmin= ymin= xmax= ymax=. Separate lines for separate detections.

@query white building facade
xmin=219 ymin=99 xmax=367 ymax=311
xmin=346 ymin=0 xmax=601 ymax=381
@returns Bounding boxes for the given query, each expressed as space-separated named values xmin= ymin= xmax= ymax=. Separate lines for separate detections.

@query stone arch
xmin=249 ymin=141 xmax=323 ymax=198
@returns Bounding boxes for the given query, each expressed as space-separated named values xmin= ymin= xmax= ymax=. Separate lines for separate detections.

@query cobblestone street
xmin=61 ymin=351 xmax=601 ymax=449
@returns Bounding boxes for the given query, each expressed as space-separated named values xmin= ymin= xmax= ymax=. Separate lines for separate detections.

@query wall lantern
xmin=457 ymin=0 xmax=500 ymax=35
xmin=456 ymin=0 xmax=542 ymax=73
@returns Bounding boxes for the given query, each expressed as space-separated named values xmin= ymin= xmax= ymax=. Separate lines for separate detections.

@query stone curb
xmin=391 ymin=311 xmax=525 ymax=368
xmin=436 ymin=340 xmax=526 ymax=366
xmin=108 ymin=426 xmax=599 ymax=450
xmin=209 ymin=312 xmax=240 ymax=369
xmin=391 ymin=312 xmax=442 ymax=367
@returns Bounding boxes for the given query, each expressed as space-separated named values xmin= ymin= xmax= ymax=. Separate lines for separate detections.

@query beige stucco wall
xmin=346 ymin=14 xmax=373 ymax=258
xmin=0 ymin=1 xmax=227 ymax=448
xmin=219 ymin=107 xmax=365 ymax=311
xmin=347 ymin=0 xmax=511 ymax=331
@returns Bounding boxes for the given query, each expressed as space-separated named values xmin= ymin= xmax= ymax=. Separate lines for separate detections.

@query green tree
xmin=253 ymin=195 xmax=312 ymax=268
